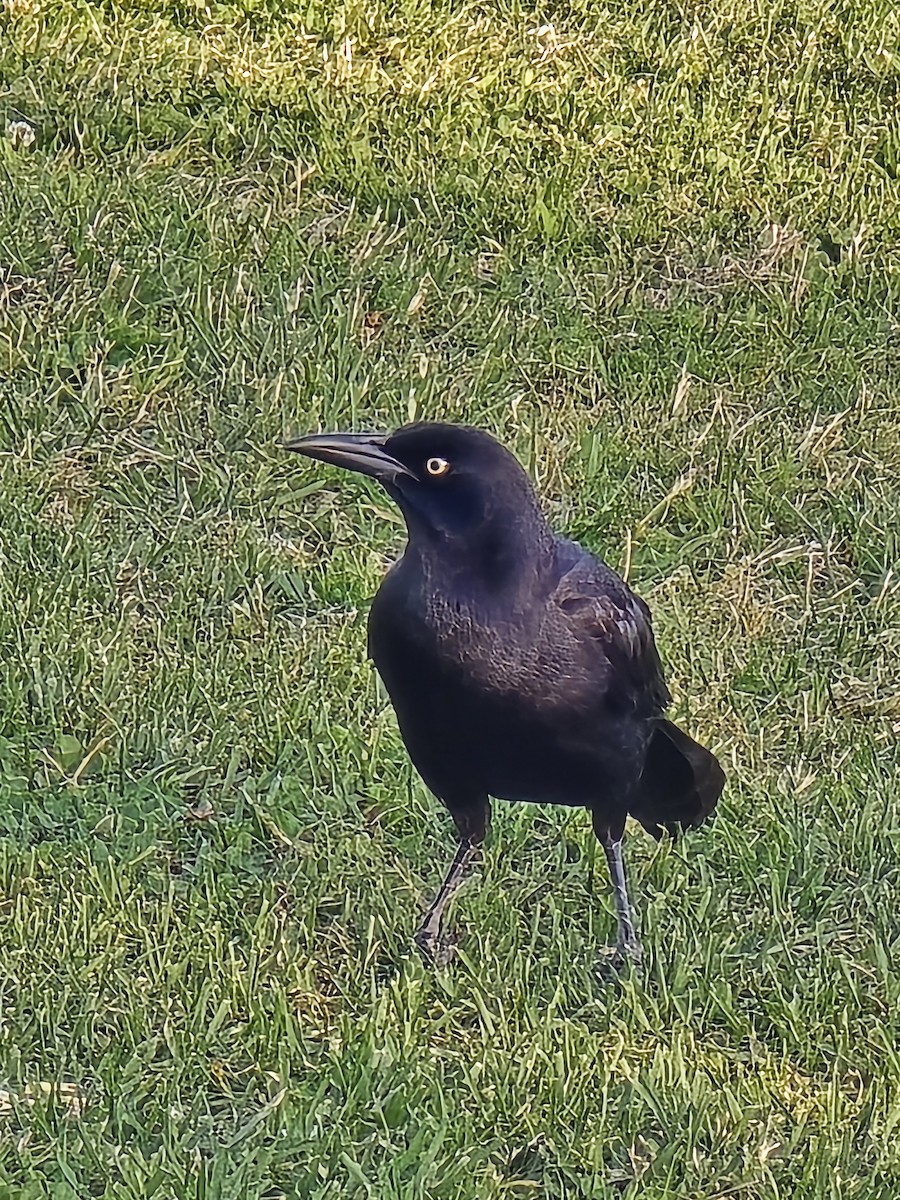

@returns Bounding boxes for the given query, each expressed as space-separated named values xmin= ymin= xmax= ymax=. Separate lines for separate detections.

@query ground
xmin=1 ymin=0 xmax=899 ymax=1196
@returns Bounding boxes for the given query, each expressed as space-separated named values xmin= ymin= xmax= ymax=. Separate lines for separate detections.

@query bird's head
xmin=284 ymin=422 xmax=551 ymax=578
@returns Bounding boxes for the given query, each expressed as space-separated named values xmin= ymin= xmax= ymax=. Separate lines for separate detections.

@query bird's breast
xmin=367 ymin=567 xmax=648 ymax=803
xmin=368 ymin=564 xmax=608 ymax=722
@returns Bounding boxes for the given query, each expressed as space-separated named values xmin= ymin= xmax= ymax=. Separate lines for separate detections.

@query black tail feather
xmin=630 ymin=719 xmax=724 ymax=840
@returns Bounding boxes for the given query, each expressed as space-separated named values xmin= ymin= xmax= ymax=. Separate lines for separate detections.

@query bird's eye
xmin=425 ymin=457 xmax=451 ymax=477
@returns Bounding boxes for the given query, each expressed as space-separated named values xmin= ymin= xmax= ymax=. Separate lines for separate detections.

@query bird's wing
xmin=550 ymin=544 xmax=671 ymax=713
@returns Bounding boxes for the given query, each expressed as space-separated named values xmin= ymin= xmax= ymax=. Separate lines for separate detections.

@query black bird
xmin=284 ymin=423 xmax=724 ymax=968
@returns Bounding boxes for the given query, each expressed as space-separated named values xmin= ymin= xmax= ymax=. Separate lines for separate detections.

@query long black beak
xmin=282 ymin=431 xmax=416 ymax=483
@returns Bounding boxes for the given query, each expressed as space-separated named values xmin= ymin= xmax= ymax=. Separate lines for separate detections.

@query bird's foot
xmin=414 ymin=926 xmax=459 ymax=969
xmin=597 ymin=939 xmax=643 ymax=980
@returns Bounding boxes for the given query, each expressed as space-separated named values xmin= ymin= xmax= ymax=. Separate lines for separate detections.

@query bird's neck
xmin=408 ymin=514 xmax=556 ymax=610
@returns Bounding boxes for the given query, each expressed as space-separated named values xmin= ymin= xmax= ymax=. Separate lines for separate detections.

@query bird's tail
xmin=630 ymin=719 xmax=724 ymax=840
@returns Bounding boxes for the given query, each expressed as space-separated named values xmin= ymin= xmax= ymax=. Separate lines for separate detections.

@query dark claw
xmin=414 ymin=927 xmax=460 ymax=968
xmin=597 ymin=941 xmax=643 ymax=981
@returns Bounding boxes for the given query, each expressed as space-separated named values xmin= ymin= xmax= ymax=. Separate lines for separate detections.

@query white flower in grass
xmin=7 ymin=120 xmax=36 ymax=150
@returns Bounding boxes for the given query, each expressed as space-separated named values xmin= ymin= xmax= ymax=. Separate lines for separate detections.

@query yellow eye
xmin=425 ymin=457 xmax=450 ymax=477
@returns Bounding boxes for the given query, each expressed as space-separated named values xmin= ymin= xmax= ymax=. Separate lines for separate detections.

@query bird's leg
xmin=602 ymin=835 xmax=641 ymax=965
xmin=414 ymin=839 xmax=480 ymax=966
xmin=414 ymin=800 xmax=488 ymax=967
xmin=592 ymin=812 xmax=642 ymax=970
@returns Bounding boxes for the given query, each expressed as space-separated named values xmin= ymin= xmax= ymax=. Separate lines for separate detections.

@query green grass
xmin=1 ymin=0 xmax=899 ymax=1195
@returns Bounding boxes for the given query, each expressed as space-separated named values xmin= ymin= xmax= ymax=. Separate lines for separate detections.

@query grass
xmin=1 ymin=0 xmax=899 ymax=1194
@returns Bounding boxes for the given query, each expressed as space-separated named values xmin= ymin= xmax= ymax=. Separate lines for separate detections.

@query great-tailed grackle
xmin=284 ymin=423 xmax=724 ymax=969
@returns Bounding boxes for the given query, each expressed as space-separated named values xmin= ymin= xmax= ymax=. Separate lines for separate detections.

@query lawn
xmin=1 ymin=0 xmax=899 ymax=1195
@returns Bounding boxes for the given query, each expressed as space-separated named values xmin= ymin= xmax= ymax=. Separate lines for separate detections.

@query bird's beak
xmin=282 ymin=431 xmax=416 ymax=483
